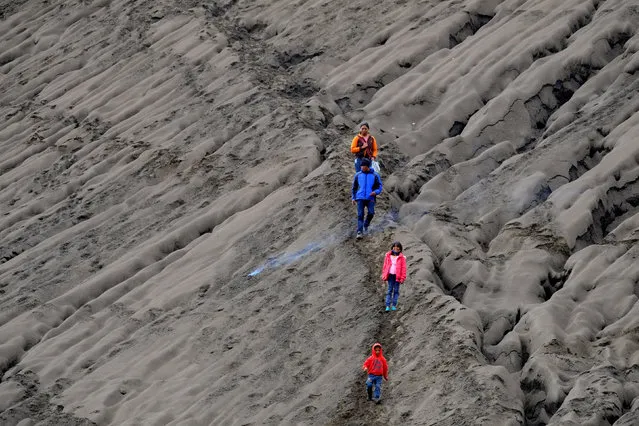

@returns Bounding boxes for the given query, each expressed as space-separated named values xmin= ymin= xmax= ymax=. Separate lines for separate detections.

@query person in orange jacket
xmin=351 ymin=122 xmax=378 ymax=172
xmin=362 ymin=342 xmax=388 ymax=403
xmin=381 ymin=241 xmax=407 ymax=311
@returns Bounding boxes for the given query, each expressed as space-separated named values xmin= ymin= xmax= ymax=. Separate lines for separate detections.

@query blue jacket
xmin=352 ymin=170 xmax=382 ymax=201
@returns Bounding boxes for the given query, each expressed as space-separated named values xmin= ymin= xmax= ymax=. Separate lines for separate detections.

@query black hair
xmin=391 ymin=241 xmax=403 ymax=252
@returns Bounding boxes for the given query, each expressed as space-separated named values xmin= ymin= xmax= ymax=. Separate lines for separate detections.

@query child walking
xmin=362 ymin=342 xmax=388 ymax=403
xmin=381 ymin=241 xmax=407 ymax=311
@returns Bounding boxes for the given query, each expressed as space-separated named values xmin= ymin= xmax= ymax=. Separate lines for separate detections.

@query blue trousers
xmin=356 ymin=199 xmax=375 ymax=233
xmin=366 ymin=374 xmax=383 ymax=399
xmin=386 ymin=274 xmax=400 ymax=307
xmin=354 ymin=157 xmax=363 ymax=172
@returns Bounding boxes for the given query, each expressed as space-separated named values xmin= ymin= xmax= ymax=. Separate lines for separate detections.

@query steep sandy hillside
xmin=1 ymin=0 xmax=639 ymax=425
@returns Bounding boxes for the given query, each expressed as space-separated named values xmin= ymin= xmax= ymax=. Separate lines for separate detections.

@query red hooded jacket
xmin=362 ymin=343 xmax=388 ymax=379
xmin=381 ymin=251 xmax=407 ymax=283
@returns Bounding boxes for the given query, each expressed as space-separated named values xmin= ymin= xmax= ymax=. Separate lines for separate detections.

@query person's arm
xmin=352 ymin=174 xmax=359 ymax=204
xmin=362 ymin=357 xmax=371 ymax=372
xmin=371 ymin=137 xmax=378 ymax=159
xmin=383 ymin=359 xmax=389 ymax=380
xmin=399 ymin=256 xmax=407 ymax=283
xmin=351 ymin=136 xmax=365 ymax=154
xmin=373 ymin=174 xmax=383 ymax=196
xmin=381 ymin=253 xmax=389 ymax=281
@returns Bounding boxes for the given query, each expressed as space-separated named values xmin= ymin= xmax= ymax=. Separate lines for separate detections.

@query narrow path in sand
xmin=204 ymin=3 xmax=407 ymax=423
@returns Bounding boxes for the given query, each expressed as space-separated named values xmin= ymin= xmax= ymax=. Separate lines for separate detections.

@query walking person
xmin=381 ymin=241 xmax=407 ymax=311
xmin=362 ymin=342 xmax=389 ymax=404
xmin=351 ymin=122 xmax=378 ymax=172
xmin=351 ymin=157 xmax=382 ymax=239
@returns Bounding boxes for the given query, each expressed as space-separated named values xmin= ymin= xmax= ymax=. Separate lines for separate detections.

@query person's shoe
xmin=356 ymin=231 xmax=363 ymax=239
xmin=375 ymin=398 xmax=382 ymax=404
xmin=391 ymin=306 xmax=397 ymax=311
xmin=385 ymin=306 xmax=390 ymax=312
xmin=367 ymin=387 xmax=373 ymax=401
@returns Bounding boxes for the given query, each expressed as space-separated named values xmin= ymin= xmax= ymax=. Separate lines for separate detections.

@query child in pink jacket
xmin=381 ymin=241 xmax=407 ymax=311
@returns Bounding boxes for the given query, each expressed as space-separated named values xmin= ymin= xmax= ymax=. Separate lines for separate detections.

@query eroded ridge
xmin=394 ymin=2 xmax=639 ymax=424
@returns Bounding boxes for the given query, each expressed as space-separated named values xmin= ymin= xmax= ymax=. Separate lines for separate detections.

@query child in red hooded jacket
xmin=381 ymin=241 xmax=407 ymax=311
xmin=362 ymin=342 xmax=388 ymax=403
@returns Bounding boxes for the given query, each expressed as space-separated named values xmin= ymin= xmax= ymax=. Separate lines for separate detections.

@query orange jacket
xmin=351 ymin=134 xmax=378 ymax=159
xmin=363 ymin=343 xmax=388 ymax=379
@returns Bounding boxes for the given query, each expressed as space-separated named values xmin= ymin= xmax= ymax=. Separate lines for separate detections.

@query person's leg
xmin=364 ymin=199 xmax=375 ymax=230
xmin=366 ymin=375 xmax=373 ymax=400
xmin=356 ymin=200 xmax=366 ymax=233
xmin=385 ymin=279 xmax=393 ymax=307
xmin=392 ymin=278 xmax=400 ymax=307
xmin=387 ymin=274 xmax=398 ymax=309
xmin=373 ymin=375 xmax=382 ymax=400
xmin=354 ymin=157 xmax=362 ymax=172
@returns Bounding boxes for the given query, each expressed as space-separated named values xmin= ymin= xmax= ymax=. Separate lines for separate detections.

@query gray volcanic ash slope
xmin=1 ymin=0 xmax=639 ymax=425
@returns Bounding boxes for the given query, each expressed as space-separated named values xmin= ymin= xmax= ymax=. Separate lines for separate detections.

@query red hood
xmin=371 ymin=342 xmax=383 ymax=357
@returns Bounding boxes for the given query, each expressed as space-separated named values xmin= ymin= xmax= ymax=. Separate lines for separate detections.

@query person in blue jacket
xmin=351 ymin=157 xmax=383 ymax=238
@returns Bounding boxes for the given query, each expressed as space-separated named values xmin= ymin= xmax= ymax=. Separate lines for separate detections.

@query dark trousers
xmin=356 ymin=199 xmax=375 ymax=232
xmin=385 ymin=274 xmax=400 ymax=307
xmin=366 ymin=374 xmax=383 ymax=399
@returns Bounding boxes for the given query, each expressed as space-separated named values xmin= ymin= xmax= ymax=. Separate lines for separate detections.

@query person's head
xmin=361 ymin=157 xmax=371 ymax=171
xmin=373 ymin=343 xmax=382 ymax=355
xmin=391 ymin=241 xmax=403 ymax=254
xmin=359 ymin=122 xmax=369 ymax=136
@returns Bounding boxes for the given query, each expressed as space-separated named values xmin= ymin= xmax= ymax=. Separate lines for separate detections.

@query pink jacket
xmin=381 ymin=251 xmax=407 ymax=283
